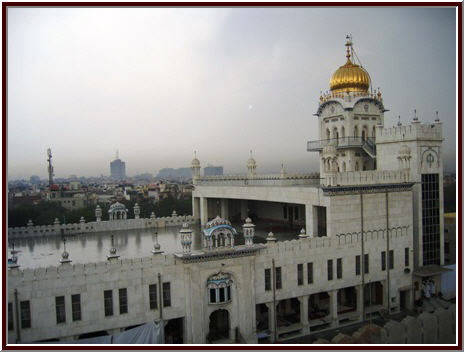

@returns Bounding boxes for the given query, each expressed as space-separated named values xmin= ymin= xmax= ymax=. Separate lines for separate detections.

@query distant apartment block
xmin=204 ymin=165 xmax=223 ymax=176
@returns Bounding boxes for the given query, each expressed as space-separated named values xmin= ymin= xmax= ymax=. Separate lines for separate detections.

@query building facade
xmin=7 ymin=38 xmax=450 ymax=344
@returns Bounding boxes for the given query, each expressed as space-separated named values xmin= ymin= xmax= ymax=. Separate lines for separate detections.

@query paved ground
xmin=281 ymin=317 xmax=387 ymax=344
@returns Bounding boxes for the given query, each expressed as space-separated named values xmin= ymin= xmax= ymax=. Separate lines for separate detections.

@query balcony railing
xmin=307 ymin=137 xmax=376 ymax=154
xmin=195 ymin=173 xmax=320 ymax=187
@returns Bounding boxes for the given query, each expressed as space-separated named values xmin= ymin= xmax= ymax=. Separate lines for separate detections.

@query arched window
xmin=362 ymin=126 xmax=367 ymax=141
xmin=355 ymin=161 xmax=359 ymax=171
xmin=342 ymin=161 xmax=346 ymax=171
xmin=207 ymin=272 xmax=232 ymax=304
xmin=333 ymin=127 xmax=338 ymax=142
xmin=326 ymin=129 xmax=331 ymax=140
xmin=354 ymin=126 xmax=358 ymax=138
xmin=341 ymin=126 xmax=345 ymax=138
xmin=372 ymin=126 xmax=376 ymax=138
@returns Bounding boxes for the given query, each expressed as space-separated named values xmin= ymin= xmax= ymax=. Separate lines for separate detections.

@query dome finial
xmin=345 ymin=34 xmax=352 ymax=60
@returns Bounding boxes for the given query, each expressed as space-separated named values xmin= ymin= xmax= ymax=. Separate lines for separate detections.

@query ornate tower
xmin=242 ymin=217 xmax=255 ymax=246
xmin=191 ymin=151 xmax=201 ymax=184
xmin=247 ymin=151 xmax=257 ymax=179
xmin=308 ymin=36 xmax=386 ymax=180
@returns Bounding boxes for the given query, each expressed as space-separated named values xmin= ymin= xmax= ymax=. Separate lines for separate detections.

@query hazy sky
xmin=7 ymin=7 xmax=457 ymax=179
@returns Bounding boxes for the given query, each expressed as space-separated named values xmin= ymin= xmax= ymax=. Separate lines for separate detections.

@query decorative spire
xmin=280 ymin=163 xmax=286 ymax=179
xmin=435 ymin=111 xmax=440 ymax=122
xmin=152 ymin=231 xmax=163 ymax=254
xmin=413 ymin=109 xmax=419 ymax=122
xmin=397 ymin=115 xmax=402 ymax=126
xmin=242 ymin=217 xmax=255 ymax=247
xmin=179 ymin=222 xmax=193 ymax=254
xmin=299 ymin=228 xmax=309 ymax=239
xmin=107 ymin=235 xmax=120 ymax=260
xmin=266 ymin=231 xmax=277 ymax=242
xmin=345 ymin=34 xmax=352 ymax=60
xmin=60 ymin=236 xmax=72 ymax=264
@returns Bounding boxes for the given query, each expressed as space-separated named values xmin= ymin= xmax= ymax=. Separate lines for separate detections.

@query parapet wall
xmin=8 ymin=225 xmax=410 ymax=279
xmin=324 ymin=169 xmax=410 ymax=187
xmin=196 ymin=173 xmax=320 ymax=187
xmin=376 ymin=122 xmax=442 ymax=143
xmin=263 ymin=225 xmax=410 ymax=254
xmin=8 ymin=215 xmax=196 ymax=238
xmin=8 ymin=253 xmax=177 ymax=283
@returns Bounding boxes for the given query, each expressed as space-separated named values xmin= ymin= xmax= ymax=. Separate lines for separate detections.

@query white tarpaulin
xmin=60 ymin=321 xmax=164 ymax=344
xmin=440 ymin=264 xmax=456 ymax=300
xmin=113 ymin=321 xmax=164 ymax=344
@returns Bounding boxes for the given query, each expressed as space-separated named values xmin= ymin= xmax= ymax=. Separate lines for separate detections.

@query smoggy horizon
xmin=7 ymin=7 xmax=457 ymax=180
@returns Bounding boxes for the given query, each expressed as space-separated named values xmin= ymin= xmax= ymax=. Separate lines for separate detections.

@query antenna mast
xmin=47 ymin=148 xmax=54 ymax=187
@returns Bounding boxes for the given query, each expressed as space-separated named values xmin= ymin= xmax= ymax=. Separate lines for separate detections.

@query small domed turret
xmin=191 ymin=151 xmax=201 ymax=183
xmin=247 ymin=150 xmax=257 ymax=178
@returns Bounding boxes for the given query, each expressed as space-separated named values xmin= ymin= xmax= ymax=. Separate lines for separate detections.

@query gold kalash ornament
xmin=329 ymin=35 xmax=371 ymax=94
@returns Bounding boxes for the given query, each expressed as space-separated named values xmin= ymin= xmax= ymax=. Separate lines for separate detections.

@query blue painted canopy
xmin=202 ymin=224 xmax=237 ymax=237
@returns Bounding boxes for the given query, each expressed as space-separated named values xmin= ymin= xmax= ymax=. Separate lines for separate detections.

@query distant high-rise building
xmin=204 ymin=165 xmax=223 ymax=176
xmin=110 ymin=150 xmax=126 ymax=180
xmin=156 ymin=167 xmax=191 ymax=181
xmin=30 ymin=175 xmax=41 ymax=184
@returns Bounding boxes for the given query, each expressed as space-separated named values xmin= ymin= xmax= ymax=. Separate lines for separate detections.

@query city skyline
xmin=7 ymin=7 xmax=457 ymax=179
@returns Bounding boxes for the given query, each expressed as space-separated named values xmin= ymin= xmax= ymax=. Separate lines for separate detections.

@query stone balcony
xmin=307 ymin=137 xmax=376 ymax=157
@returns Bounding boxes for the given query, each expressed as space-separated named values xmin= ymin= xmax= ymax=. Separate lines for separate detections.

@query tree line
xmin=8 ymin=196 xmax=193 ymax=227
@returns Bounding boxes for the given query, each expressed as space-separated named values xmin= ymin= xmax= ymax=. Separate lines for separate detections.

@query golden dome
xmin=329 ymin=39 xmax=371 ymax=94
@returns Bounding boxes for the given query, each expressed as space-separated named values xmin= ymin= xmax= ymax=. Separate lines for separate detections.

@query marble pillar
xmin=329 ymin=289 xmax=339 ymax=328
xmin=265 ymin=302 xmax=276 ymax=343
xmin=200 ymin=197 xmax=208 ymax=226
xmin=240 ymin=200 xmax=248 ymax=221
xmin=298 ymin=296 xmax=310 ymax=335
xmin=220 ymin=199 xmax=229 ymax=220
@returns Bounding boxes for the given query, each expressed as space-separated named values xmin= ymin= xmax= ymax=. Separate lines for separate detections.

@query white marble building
xmin=7 ymin=38 xmax=448 ymax=344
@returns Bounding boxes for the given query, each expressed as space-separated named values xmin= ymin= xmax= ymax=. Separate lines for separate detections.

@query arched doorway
xmin=208 ymin=309 xmax=230 ymax=342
